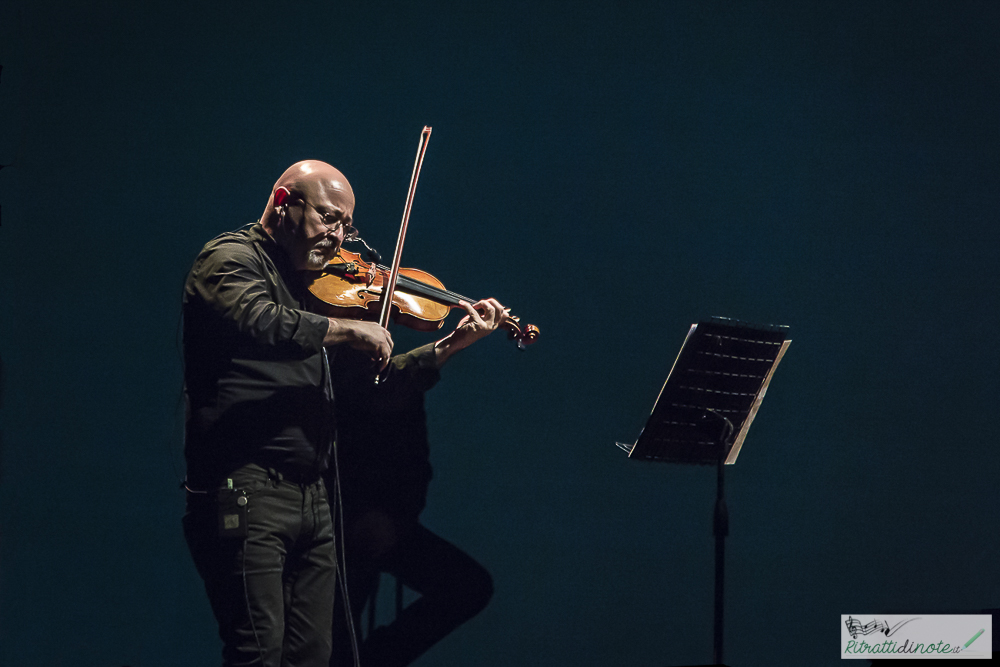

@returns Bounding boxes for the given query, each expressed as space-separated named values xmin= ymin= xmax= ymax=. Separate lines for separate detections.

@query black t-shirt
xmin=182 ymin=223 xmax=332 ymax=488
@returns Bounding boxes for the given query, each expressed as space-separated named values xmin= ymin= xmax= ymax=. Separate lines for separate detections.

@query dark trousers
xmin=184 ymin=464 xmax=337 ymax=667
xmin=332 ymin=511 xmax=493 ymax=667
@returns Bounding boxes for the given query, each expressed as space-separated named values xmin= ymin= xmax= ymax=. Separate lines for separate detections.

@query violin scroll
xmin=502 ymin=316 xmax=540 ymax=349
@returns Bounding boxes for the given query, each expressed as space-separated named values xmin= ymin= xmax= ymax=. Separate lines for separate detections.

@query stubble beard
xmin=306 ymin=242 xmax=334 ymax=270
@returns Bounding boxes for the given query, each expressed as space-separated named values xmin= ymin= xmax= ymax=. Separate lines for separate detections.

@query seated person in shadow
xmin=326 ymin=298 xmax=507 ymax=667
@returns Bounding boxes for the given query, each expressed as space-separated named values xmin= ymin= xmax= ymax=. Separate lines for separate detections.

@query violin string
xmin=385 ymin=269 xmax=473 ymax=306
xmin=394 ymin=274 xmax=471 ymax=305
xmin=339 ymin=240 xmax=476 ymax=306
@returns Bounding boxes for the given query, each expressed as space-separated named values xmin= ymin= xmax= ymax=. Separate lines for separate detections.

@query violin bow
xmin=377 ymin=126 xmax=432 ymax=331
xmin=373 ymin=126 xmax=432 ymax=383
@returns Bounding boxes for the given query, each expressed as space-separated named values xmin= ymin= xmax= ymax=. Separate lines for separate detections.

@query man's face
xmin=279 ymin=179 xmax=356 ymax=271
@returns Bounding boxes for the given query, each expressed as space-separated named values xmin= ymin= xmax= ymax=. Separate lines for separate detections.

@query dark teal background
xmin=1 ymin=2 xmax=997 ymax=665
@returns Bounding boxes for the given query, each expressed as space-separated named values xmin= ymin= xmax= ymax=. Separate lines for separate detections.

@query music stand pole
xmin=713 ymin=436 xmax=728 ymax=663
xmin=707 ymin=412 xmax=733 ymax=665
xmin=618 ymin=318 xmax=791 ymax=666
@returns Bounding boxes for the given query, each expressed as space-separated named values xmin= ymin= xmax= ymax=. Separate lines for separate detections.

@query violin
xmin=307 ymin=126 xmax=538 ymax=351
xmin=305 ymin=248 xmax=540 ymax=348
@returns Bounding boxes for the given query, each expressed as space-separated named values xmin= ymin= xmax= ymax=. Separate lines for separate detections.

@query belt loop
xmin=266 ymin=467 xmax=283 ymax=485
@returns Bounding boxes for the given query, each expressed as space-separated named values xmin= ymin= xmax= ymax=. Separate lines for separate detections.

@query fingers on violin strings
xmin=478 ymin=298 xmax=506 ymax=327
xmin=460 ymin=300 xmax=487 ymax=327
xmin=473 ymin=299 xmax=493 ymax=323
xmin=489 ymin=298 xmax=508 ymax=326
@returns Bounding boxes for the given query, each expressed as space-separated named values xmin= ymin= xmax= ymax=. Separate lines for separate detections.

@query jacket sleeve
xmin=186 ymin=239 xmax=328 ymax=352
xmin=385 ymin=343 xmax=442 ymax=393
xmin=328 ymin=342 xmax=441 ymax=410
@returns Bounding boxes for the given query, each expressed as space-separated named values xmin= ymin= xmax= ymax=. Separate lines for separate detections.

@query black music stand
xmin=617 ymin=318 xmax=791 ymax=666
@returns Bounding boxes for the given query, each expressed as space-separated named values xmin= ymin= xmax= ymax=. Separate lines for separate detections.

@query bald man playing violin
xmin=182 ymin=160 xmax=507 ymax=667
xmin=182 ymin=161 xmax=389 ymax=667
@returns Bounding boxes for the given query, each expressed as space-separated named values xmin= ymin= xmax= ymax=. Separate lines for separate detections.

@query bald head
xmin=273 ymin=160 xmax=354 ymax=205
xmin=261 ymin=160 xmax=357 ymax=270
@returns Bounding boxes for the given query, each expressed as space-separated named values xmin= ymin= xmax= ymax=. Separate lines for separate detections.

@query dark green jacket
xmin=182 ymin=224 xmax=332 ymax=488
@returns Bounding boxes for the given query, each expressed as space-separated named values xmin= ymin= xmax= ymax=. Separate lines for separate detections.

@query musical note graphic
xmin=845 ymin=616 xmax=920 ymax=639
